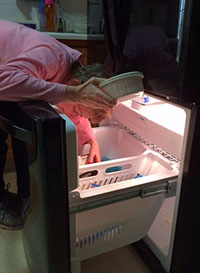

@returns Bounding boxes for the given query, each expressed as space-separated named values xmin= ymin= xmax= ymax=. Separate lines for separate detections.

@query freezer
xmin=56 ymin=91 xmax=190 ymax=270
xmin=11 ymin=86 xmax=191 ymax=273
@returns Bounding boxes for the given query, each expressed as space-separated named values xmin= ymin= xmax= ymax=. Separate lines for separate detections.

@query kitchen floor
xmin=81 ymin=245 xmax=152 ymax=273
xmin=0 ymin=170 xmax=152 ymax=273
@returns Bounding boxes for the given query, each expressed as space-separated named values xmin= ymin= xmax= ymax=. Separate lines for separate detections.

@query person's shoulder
xmin=0 ymin=19 xmax=21 ymax=33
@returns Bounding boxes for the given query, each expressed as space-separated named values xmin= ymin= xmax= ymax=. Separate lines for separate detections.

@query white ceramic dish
xmin=99 ymin=71 xmax=144 ymax=99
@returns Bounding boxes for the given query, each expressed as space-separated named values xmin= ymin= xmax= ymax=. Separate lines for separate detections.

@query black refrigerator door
xmin=103 ymin=0 xmax=180 ymax=98
xmin=103 ymin=1 xmax=200 ymax=273
xmin=176 ymin=0 xmax=200 ymax=103
xmin=103 ymin=0 xmax=200 ymax=103
xmin=170 ymin=1 xmax=200 ymax=272
xmin=0 ymin=101 xmax=71 ymax=273
xmin=170 ymin=100 xmax=200 ymax=273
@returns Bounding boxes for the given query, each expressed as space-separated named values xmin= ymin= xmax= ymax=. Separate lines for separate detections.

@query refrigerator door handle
xmin=0 ymin=114 xmax=32 ymax=144
xmin=140 ymin=188 xmax=167 ymax=198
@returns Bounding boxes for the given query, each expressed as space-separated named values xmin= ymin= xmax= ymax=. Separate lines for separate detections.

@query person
xmin=55 ymin=63 xmax=110 ymax=164
xmin=0 ymin=20 xmax=117 ymax=230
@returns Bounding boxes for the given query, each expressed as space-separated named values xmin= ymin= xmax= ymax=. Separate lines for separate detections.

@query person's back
xmin=0 ymin=20 xmax=81 ymax=103
xmin=0 ymin=20 xmax=78 ymax=68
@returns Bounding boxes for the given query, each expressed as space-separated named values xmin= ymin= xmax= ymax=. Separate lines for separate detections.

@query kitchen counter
xmin=44 ymin=31 xmax=104 ymax=41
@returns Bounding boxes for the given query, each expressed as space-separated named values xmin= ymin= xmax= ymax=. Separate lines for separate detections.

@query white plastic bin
xmin=77 ymin=126 xmax=178 ymax=191
xmin=78 ymin=126 xmax=146 ymax=159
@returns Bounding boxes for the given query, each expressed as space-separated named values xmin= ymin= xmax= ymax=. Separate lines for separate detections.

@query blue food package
xmin=134 ymin=173 xmax=142 ymax=178
xmin=101 ymin=157 xmax=122 ymax=173
xmin=91 ymin=183 xmax=100 ymax=188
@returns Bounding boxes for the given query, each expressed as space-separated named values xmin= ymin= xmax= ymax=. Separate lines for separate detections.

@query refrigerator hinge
xmin=140 ymin=178 xmax=177 ymax=199
xmin=112 ymin=120 xmax=180 ymax=164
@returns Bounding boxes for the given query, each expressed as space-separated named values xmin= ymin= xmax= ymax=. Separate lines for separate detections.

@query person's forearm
xmin=0 ymin=67 xmax=66 ymax=104
xmin=87 ymin=137 xmax=101 ymax=163
xmin=62 ymin=77 xmax=117 ymax=109
xmin=62 ymin=85 xmax=78 ymax=102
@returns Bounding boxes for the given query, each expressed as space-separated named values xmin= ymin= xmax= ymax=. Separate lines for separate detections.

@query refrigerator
xmin=0 ymin=0 xmax=199 ymax=273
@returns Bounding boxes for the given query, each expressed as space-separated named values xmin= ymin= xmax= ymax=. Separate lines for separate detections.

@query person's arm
xmin=0 ymin=59 xmax=66 ymax=104
xmin=62 ymin=77 xmax=118 ymax=110
xmin=74 ymin=117 xmax=101 ymax=163
xmin=87 ymin=137 xmax=101 ymax=163
xmin=56 ymin=103 xmax=101 ymax=163
xmin=0 ymin=61 xmax=117 ymax=109
xmin=73 ymin=116 xmax=101 ymax=163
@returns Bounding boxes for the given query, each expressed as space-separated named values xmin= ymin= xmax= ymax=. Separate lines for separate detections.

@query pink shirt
xmin=0 ymin=20 xmax=81 ymax=104
xmin=0 ymin=20 xmax=94 ymax=144
xmin=56 ymin=103 xmax=95 ymax=145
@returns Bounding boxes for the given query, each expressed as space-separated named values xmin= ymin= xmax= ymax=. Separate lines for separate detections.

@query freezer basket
xmin=78 ymin=150 xmax=177 ymax=191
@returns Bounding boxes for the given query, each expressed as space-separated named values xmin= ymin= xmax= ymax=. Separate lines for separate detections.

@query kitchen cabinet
xmin=58 ymin=38 xmax=107 ymax=65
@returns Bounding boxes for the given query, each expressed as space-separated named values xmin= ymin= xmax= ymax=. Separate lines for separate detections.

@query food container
xmin=99 ymin=71 xmax=144 ymax=99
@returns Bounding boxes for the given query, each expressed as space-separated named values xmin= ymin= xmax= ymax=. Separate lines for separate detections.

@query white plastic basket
xmin=78 ymin=150 xmax=176 ymax=192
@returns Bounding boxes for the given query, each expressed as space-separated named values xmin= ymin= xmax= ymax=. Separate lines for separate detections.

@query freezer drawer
xmin=70 ymin=126 xmax=178 ymax=260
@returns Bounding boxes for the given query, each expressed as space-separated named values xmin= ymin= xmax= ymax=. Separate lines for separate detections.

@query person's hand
xmin=87 ymin=138 xmax=101 ymax=163
xmin=64 ymin=77 xmax=118 ymax=111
